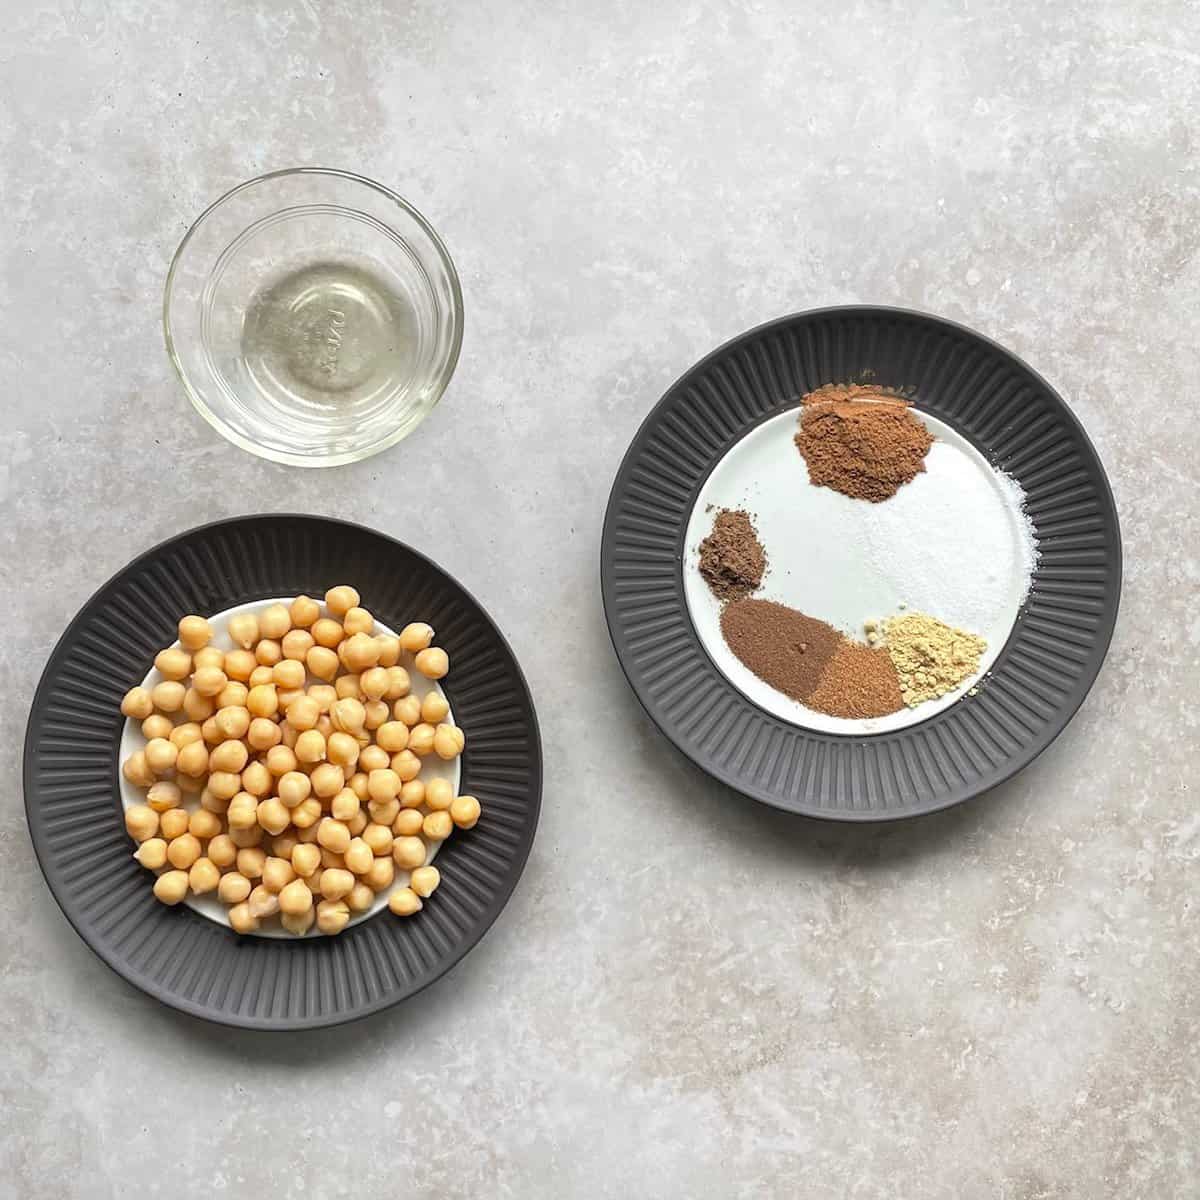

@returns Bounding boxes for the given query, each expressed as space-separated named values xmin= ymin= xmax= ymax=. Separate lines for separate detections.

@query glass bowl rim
xmin=163 ymin=166 xmax=465 ymax=468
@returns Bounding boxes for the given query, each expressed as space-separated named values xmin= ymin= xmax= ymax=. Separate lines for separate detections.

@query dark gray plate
xmin=24 ymin=515 xmax=541 ymax=1028
xmin=601 ymin=306 xmax=1121 ymax=820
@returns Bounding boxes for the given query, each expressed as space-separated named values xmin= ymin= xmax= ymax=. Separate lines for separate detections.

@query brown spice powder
xmin=795 ymin=384 xmax=933 ymax=502
xmin=805 ymin=640 xmax=905 ymax=719
xmin=720 ymin=599 xmax=840 ymax=699
xmin=699 ymin=508 xmax=767 ymax=601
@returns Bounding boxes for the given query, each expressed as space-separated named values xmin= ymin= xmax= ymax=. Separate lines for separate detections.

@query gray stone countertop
xmin=2 ymin=3 xmax=1197 ymax=1196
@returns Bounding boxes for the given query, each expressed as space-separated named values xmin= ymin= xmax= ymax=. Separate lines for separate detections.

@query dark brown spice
xmin=699 ymin=509 xmax=767 ymax=602
xmin=795 ymin=383 xmax=933 ymax=502
xmin=720 ymin=599 xmax=840 ymax=699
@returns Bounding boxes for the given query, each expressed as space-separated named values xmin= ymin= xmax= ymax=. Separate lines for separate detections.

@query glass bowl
xmin=164 ymin=168 xmax=463 ymax=467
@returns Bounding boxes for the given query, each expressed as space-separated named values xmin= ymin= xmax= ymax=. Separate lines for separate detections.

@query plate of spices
xmin=601 ymin=307 xmax=1121 ymax=819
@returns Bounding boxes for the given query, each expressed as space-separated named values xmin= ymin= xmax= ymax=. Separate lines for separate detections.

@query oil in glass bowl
xmin=165 ymin=169 xmax=463 ymax=467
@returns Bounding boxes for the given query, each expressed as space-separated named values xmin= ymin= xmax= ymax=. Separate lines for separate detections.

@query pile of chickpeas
xmin=119 ymin=586 xmax=481 ymax=936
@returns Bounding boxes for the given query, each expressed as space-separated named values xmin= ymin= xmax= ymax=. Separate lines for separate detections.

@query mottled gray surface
xmin=2 ymin=2 xmax=1197 ymax=1196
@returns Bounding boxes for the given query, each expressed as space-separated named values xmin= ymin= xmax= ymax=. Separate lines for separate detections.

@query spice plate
xmin=601 ymin=307 xmax=1121 ymax=819
xmin=25 ymin=515 xmax=542 ymax=1027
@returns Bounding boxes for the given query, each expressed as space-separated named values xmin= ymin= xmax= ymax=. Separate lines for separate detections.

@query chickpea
xmin=343 ymin=838 xmax=374 ymax=875
xmin=349 ymin=771 xmax=370 ymax=802
xmin=235 ymin=846 xmax=266 ymax=879
xmin=246 ymin=683 xmax=279 ymax=718
xmin=246 ymin=884 xmax=280 ymax=918
xmin=146 ymin=781 xmax=181 ymax=813
xmin=319 ymin=868 xmax=356 ymax=901
xmin=153 ymin=870 xmax=190 ymax=906
xmin=259 ymin=602 xmax=291 ymax=640
xmin=262 ymin=856 xmax=297 ymax=893
xmin=228 ymin=902 xmax=259 ymax=934
xmin=270 ymin=879 xmax=311 ymax=922
xmin=211 ymin=706 xmax=247 ymax=741
xmin=307 ymin=683 xmax=337 ymax=710
xmin=365 ymin=855 xmax=395 ymax=891
xmin=178 ymin=773 xmax=205 ymax=795
xmin=342 ymin=606 xmax=374 ymax=637
xmin=347 ymin=882 xmax=375 ymax=913
xmin=278 ymin=721 xmax=298 ymax=750
xmin=188 ymin=857 xmax=221 ymax=894
xmin=310 ymin=762 xmax=344 ymax=799
xmin=326 ymin=731 xmax=360 ymax=769
xmin=281 ymin=909 xmax=315 ymax=936
xmin=335 ymin=673 xmax=363 ymax=701
xmin=240 ymin=760 xmax=272 ymax=798
xmin=248 ymin=664 xmax=275 ymax=687
xmin=384 ymin=666 xmax=411 ymax=701
xmin=342 ymin=632 xmax=380 ymax=672
xmin=189 ymin=809 xmax=222 ymax=840
xmin=391 ymin=751 xmax=421 ymax=782
xmin=389 ymin=887 xmax=422 ymax=916
xmin=316 ymin=714 xmax=334 ymax=740
xmin=182 ymin=688 xmax=215 ymax=722
xmin=176 ymin=740 xmax=210 ymax=778
xmin=167 ymin=720 xmax=201 ymax=749
xmin=292 ymin=842 xmax=321 ymax=878
xmin=407 ymin=723 xmax=435 ymax=756
xmin=167 ymin=833 xmax=202 ymax=870
xmin=140 ymin=741 xmax=174 ymax=779
xmin=190 ymin=666 xmax=226 ymax=699
xmin=329 ymin=789 xmax=358 ymax=823
xmin=272 ymin=658 xmax=305 ymax=690
xmin=289 ymin=594 xmax=320 ymax=628
xmin=316 ymin=898 xmax=351 ymax=935
xmin=151 ymin=680 xmax=186 ymax=713
xmin=395 ymin=778 xmax=426 ymax=809
xmin=159 ymin=811 xmax=189 ymax=840
xmin=215 ymin=681 xmax=249 ymax=710
xmin=376 ymin=636 xmax=402 ymax=668
xmin=143 ymin=714 xmax=174 ymax=741
xmin=201 ymin=716 xmax=222 ymax=744
xmin=272 ymin=832 xmax=299 ymax=859
xmin=226 ymin=791 xmax=259 ymax=830
xmin=208 ymin=833 xmax=237 ymax=869
xmin=223 ymin=648 xmax=257 ymax=682
xmin=369 ymin=721 xmax=405 ymax=754
xmin=133 ymin=837 xmax=169 ymax=870
xmin=121 ymin=686 xmax=154 ymax=720
xmin=365 ymin=768 xmax=400 ymax=803
xmin=252 ymin=713 xmax=286 ymax=752
xmin=277 ymin=771 xmax=311 ymax=808
xmin=346 ymin=809 xmax=368 ymax=836
xmin=324 ymin=585 xmax=360 ymax=618
xmin=330 ymin=697 xmax=366 ymax=735
xmin=201 ymin=787 xmax=229 ymax=815
xmin=399 ymin=622 xmax=434 ymax=652
xmin=367 ymin=799 xmax=399 ymax=830
xmin=276 ymin=688 xmax=304 ymax=711
xmin=154 ymin=647 xmax=192 ymax=681
xmin=392 ymin=695 xmax=421 ymax=726
xmin=410 ymin=865 xmax=441 ymax=898
xmin=362 ymin=822 xmax=393 ymax=857
xmin=207 ymin=739 xmax=247 ymax=774
xmin=286 ymin=695 xmax=320 ymax=732
xmin=434 ymin=723 xmax=466 ymax=760
xmin=414 ymin=647 xmax=449 ymax=680
xmin=228 ymin=612 xmax=260 ymax=650
xmin=423 ymin=811 xmax=453 ymax=841
xmin=421 ymin=690 xmax=451 ymax=724
xmin=298 ymin=645 xmax=336 ymax=685
xmin=257 ymin=797 xmax=291 ymax=836
xmin=193 ymin=646 xmax=225 ymax=671
xmin=364 ymin=699 xmax=389 ymax=731
xmin=317 ymin=819 xmax=351 ymax=854
xmin=392 ymin=836 xmax=426 ymax=870
xmin=356 ymin=744 xmax=388 ymax=773
xmin=305 ymin=865 xmax=323 ymax=892
xmin=120 ymin=753 xmax=153 ymax=792
xmin=393 ymin=808 xmax=424 ymax=837
xmin=281 ymin=629 xmax=315 ymax=661
xmin=255 ymin=638 xmax=283 ymax=667
xmin=312 ymin=617 xmax=345 ymax=649
xmin=295 ymin=729 xmax=326 ymax=764
xmin=450 ymin=794 xmax=481 ymax=830
xmin=265 ymin=744 xmax=298 ymax=776
xmin=218 ymin=872 xmax=252 ymax=905
xmin=291 ymin=797 xmax=322 ymax=830
xmin=229 ymin=824 xmax=264 ymax=848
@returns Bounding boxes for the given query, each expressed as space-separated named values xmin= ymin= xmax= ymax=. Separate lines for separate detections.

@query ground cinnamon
xmin=699 ymin=508 xmax=767 ymax=601
xmin=795 ymin=383 xmax=933 ymax=502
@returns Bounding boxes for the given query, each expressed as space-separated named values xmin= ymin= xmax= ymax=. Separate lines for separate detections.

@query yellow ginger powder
xmin=882 ymin=612 xmax=987 ymax=707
